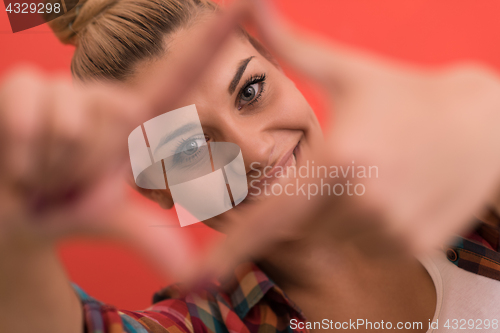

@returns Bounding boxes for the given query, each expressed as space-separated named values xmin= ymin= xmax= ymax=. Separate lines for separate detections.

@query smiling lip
xmin=266 ymin=144 xmax=297 ymax=180
xmin=237 ymin=141 xmax=300 ymax=206
xmin=250 ymin=141 xmax=300 ymax=189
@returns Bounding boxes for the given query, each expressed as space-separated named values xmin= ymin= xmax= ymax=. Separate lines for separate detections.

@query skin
xmin=129 ymin=26 xmax=324 ymax=231
xmin=0 ymin=6 xmax=251 ymax=333
xmin=130 ymin=21 xmax=436 ymax=332
xmin=1 ymin=1 xmax=500 ymax=332
xmin=205 ymin=0 xmax=500 ymax=276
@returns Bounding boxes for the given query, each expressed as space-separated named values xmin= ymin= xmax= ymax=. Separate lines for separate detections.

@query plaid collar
xmin=149 ymin=212 xmax=500 ymax=333
xmin=222 ymin=262 xmax=305 ymax=320
xmin=153 ymin=261 xmax=307 ymax=333
xmin=447 ymin=208 xmax=500 ymax=282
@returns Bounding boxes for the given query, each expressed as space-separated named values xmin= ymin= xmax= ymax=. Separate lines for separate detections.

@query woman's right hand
xmin=198 ymin=0 xmax=500 ymax=277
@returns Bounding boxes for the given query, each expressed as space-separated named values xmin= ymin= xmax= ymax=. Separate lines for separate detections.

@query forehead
xmin=129 ymin=25 xmax=260 ymax=89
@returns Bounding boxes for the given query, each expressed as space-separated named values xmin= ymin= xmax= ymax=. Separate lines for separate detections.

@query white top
xmin=421 ymin=252 xmax=500 ymax=332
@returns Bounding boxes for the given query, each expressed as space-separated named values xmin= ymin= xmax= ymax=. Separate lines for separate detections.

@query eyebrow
xmin=228 ymin=56 xmax=255 ymax=95
xmin=153 ymin=122 xmax=201 ymax=154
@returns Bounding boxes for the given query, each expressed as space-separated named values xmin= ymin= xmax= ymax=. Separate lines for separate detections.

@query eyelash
xmin=168 ymin=74 xmax=267 ymax=166
xmin=237 ymin=73 xmax=267 ymax=110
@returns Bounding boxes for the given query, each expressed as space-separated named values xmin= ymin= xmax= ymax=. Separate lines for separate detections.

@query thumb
xmin=189 ymin=152 xmax=335 ymax=281
xmin=109 ymin=200 xmax=196 ymax=281
xmin=35 ymin=168 xmax=195 ymax=280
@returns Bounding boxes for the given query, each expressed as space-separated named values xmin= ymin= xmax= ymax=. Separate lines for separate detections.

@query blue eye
xmin=183 ymin=139 xmax=199 ymax=155
xmin=171 ymin=135 xmax=208 ymax=167
xmin=237 ymin=74 xmax=266 ymax=110
xmin=241 ymin=83 xmax=258 ymax=102
xmin=177 ymin=136 xmax=206 ymax=155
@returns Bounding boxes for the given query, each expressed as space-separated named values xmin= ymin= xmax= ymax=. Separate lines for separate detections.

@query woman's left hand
xmin=195 ymin=0 xmax=500 ymax=277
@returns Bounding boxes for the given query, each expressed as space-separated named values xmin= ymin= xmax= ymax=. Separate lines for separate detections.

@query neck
xmin=256 ymin=230 xmax=436 ymax=331
xmin=257 ymin=229 xmax=411 ymax=292
xmin=257 ymin=235 xmax=353 ymax=292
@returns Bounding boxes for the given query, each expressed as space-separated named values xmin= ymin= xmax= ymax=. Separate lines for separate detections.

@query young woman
xmin=1 ymin=0 xmax=500 ymax=332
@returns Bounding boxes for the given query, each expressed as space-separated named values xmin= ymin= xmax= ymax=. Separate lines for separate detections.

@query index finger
xmin=241 ymin=0 xmax=401 ymax=98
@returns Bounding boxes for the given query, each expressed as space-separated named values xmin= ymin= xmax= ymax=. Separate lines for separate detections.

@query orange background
xmin=2 ymin=0 xmax=500 ymax=310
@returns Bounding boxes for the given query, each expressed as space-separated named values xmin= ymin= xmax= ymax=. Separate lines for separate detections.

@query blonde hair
xmin=48 ymin=0 xmax=217 ymax=81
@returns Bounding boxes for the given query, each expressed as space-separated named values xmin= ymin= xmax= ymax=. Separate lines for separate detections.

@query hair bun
xmin=47 ymin=0 xmax=117 ymax=45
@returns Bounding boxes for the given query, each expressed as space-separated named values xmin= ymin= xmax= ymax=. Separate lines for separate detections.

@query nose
xmin=218 ymin=118 xmax=274 ymax=177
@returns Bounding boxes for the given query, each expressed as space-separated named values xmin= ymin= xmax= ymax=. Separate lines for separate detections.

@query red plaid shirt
xmin=75 ymin=209 xmax=500 ymax=333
